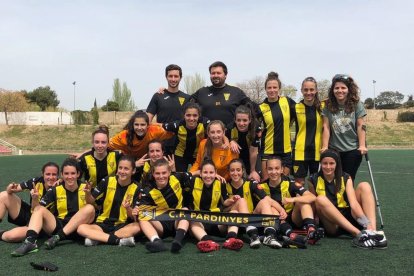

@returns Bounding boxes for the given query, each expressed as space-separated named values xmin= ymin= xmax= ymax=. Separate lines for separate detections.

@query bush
xmin=72 ymin=110 xmax=91 ymax=125
xmin=397 ymin=111 xmax=414 ymax=122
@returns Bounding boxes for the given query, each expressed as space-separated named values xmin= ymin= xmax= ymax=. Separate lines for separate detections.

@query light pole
xmin=372 ymin=80 xmax=376 ymax=109
xmin=72 ymin=81 xmax=76 ymax=111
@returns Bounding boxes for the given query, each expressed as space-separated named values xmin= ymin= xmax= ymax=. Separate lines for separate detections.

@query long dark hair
xmin=327 ymin=74 xmax=360 ymax=113
xmin=123 ymin=110 xmax=149 ymax=149
xmin=234 ymin=104 xmax=258 ymax=143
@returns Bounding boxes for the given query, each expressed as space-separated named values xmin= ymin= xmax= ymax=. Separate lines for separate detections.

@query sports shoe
xmin=197 ymin=240 xmax=220 ymax=253
xmin=249 ymin=235 xmax=261 ymax=249
xmin=44 ymin=235 xmax=60 ymax=250
xmin=352 ymin=230 xmax=376 ymax=249
xmin=171 ymin=239 xmax=183 ymax=253
xmin=145 ymin=239 xmax=167 ymax=253
xmin=283 ymin=233 xmax=307 ymax=249
xmin=262 ymin=235 xmax=282 ymax=249
xmin=84 ymin=238 xmax=99 ymax=247
xmin=307 ymin=227 xmax=325 ymax=245
xmin=223 ymin=237 xmax=244 ymax=251
xmin=119 ymin=237 xmax=135 ymax=247
xmin=367 ymin=230 xmax=387 ymax=249
xmin=11 ymin=239 xmax=39 ymax=257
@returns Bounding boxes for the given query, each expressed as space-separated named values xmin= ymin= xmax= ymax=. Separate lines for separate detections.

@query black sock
xmin=174 ymin=228 xmax=186 ymax=243
xmin=0 ymin=218 xmax=2 ymax=223
xmin=0 ymin=230 xmax=5 ymax=241
xmin=279 ymin=223 xmax=292 ymax=237
xmin=57 ymin=229 xmax=67 ymax=241
xmin=26 ymin=230 xmax=39 ymax=243
xmin=302 ymin=218 xmax=316 ymax=229
xmin=107 ymin=233 xmax=120 ymax=245
xmin=201 ymin=235 xmax=212 ymax=241
xmin=246 ymin=226 xmax=258 ymax=237
xmin=264 ymin=227 xmax=277 ymax=236
xmin=226 ymin=231 xmax=237 ymax=239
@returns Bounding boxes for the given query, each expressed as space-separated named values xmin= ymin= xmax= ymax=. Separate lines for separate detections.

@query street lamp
xmin=72 ymin=81 xmax=76 ymax=111
xmin=372 ymin=80 xmax=376 ymax=109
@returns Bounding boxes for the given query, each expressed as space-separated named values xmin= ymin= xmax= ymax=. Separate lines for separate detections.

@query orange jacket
xmin=109 ymin=125 xmax=174 ymax=158
xmin=190 ymin=139 xmax=238 ymax=181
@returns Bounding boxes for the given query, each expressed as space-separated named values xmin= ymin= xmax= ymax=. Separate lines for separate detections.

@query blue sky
xmin=1 ymin=0 xmax=413 ymax=110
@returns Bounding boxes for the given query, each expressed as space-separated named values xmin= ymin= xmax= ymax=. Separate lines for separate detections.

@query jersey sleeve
xmin=173 ymin=172 xmax=193 ymax=188
xmin=138 ymin=188 xmax=156 ymax=206
xmin=251 ymin=181 xmax=267 ymax=199
xmin=19 ymin=177 xmax=38 ymax=190
xmin=189 ymin=139 xmax=206 ymax=173
xmin=39 ymin=187 xmax=56 ymax=209
xmin=288 ymin=97 xmax=297 ymax=121
xmin=162 ymin=120 xmax=181 ymax=134
xmin=146 ymin=94 xmax=159 ymax=115
xmin=289 ymin=180 xmax=306 ymax=196
xmin=92 ymin=177 xmax=109 ymax=200
xmin=109 ymin=130 xmax=128 ymax=152
xmin=221 ymin=182 xmax=229 ymax=201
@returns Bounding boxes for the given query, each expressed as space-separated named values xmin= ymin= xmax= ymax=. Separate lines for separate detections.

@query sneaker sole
xmin=197 ymin=241 xmax=220 ymax=253
xmin=11 ymin=248 xmax=39 ymax=257
xmin=223 ymin=240 xmax=244 ymax=251
xmin=171 ymin=241 xmax=182 ymax=253
xmin=145 ymin=243 xmax=167 ymax=253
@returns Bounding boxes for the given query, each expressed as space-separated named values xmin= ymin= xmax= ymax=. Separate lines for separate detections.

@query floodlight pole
xmin=373 ymin=80 xmax=376 ymax=110
xmin=73 ymin=81 xmax=76 ymax=111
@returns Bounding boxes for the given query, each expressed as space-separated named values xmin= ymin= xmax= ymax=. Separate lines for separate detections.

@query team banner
xmin=138 ymin=205 xmax=279 ymax=227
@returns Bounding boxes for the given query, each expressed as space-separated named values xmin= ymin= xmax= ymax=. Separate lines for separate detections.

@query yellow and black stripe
xmin=191 ymin=178 xmax=223 ymax=212
xmin=80 ymin=150 xmax=120 ymax=187
xmin=140 ymin=175 xmax=183 ymax=209
xmin=310 ymin=173 xmax=349 ymax=208
xmin=225 ymin=180 xmax=266 ymax=213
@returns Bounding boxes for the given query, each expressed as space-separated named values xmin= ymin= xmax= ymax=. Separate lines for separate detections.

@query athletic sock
xmin=201 ymin=235 xmax=212 ymax=241
xmin=57 ymin=229 xmax=67 ymax=241
xmin=302 ymin=218 xmax=316 ymax=229
xmin=264 ymin=227 xmax=277 ymax=236
xmin=226 ymin=231 xmax=237 ymax=239
xmin=107 ymin=233 xmax=120 ymax=245
xmin=150 ymin=235 xmax=160 ymax=242
xmin=174 ymin=229 xmax=186 ymax=243
xmin=26 ymin=230 xmax=39 ymax=243
xmin=0 ymin=230 xmax=5 ymax=241
xmin=279 ymin=223 xmax=292 ymax=237
xmin=246 ymin=226 xmax=258 ymax=237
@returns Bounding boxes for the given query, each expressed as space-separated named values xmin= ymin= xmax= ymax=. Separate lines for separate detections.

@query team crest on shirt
xmin=224 ymin=93 xmax=230 ymax=101
xmin=179 ymin=97 xmax=185 ymax=106
xmin=219 ymin=155 xmax=226 ymax=163
xmin=215 ymin=101 xmax=221 ymax=106
xmin=293 ymin=166 xmax=299 ymax=173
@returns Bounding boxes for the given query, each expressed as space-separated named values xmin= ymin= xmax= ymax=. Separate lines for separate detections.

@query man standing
xmin=146 ymin=64 xmax=191 ymax=154
xmin=191 ymin=61 xmax=253 ymax=125
xmin=147 ymin=64 xmax=190 ymax=124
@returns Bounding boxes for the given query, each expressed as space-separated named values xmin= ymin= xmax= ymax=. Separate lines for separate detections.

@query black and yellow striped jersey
xmin=92 ymin=176 xmax=140 ymax=226
xmin=163 ymin=117 xmax=210 ymax=159
xmin=225 ymin=180 xmax=266 ymax=213
xmin=138 ymin=174 xmax=185 ymax=209
xmin=40 ymin=182 xmax=87 ymax=223
xmin=185 ymin=177 xmax=227 ymax=212
xmin=293 ymin=101 xmax=324 ymax=161
xmin=79 ymin=149 xmax=121 ymax=188
xmin=260 ymin=176 xmax=306 ymax=213
xmin=19 ymin=176 xmax=49 ymax=205
xmin=258 ymin=97 xmax=296 ymax=155
xmin=309 ymin=172 xmax=350 ymax=208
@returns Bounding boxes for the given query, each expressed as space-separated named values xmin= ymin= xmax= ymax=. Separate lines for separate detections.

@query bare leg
xmin=0 ymin=192 xmax=22 ymax=220
xmin=61 ymin=204 xmax=95 ymax=236
xmin=1 ymin=226 xmax=28 ymax=243
xmin=114 ymin=222 xmax=141 ymax=238
xmin=77 ymin=224 xmax=109 ymax=243
xmin=354 ymin=182 xmax=376 ymax=231
xmin=28 ymin=206 xmax=57 ymax=235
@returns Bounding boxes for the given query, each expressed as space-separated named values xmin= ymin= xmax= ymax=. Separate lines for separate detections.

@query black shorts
xmin=262 ymin=153 xmax=293 ymax=170
xmin=202 ymin=223 xmax=224 ymax=237
xmin=8 ymin=200 xmax=31 ymax=227
xmin=160 ymin=221 xmax=176 ymax=238
xmin=284 ymin=212 xmax=301 ymax=229
xmin=293 ymin=160 xmax=319 ymax=178
xmin=52 ymin=217 xmax=82 ymax=240
xmin=96 ymin=222 xmax=126 ymax=234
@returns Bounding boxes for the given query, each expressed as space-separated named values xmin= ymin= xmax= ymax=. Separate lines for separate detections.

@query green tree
xmin=280 ymin=85 xmax=297 ymax=98
xmin=404 ymin=95 xmax=414 ymax=107
xmin=101 ymin=100 xmax=119 ymax=111
xmin=91 ymin=98 xmax=99 ymax=125
xmin=183 ymin=73 xmax=206 ymax=95
xmin=25 ymin=86 xmax=60 ymax=111
xmin=375 ymin=91 xmax=405 ymax=109
xmin=111 ymin=79 xmax=136 ymax=111
xmin=364 ymin=98 xmax=374 ymax=109
xmin=317 ymin=79 xmax=330 ymax=101
xmin=0 ymin=91 xmax=30 ymax=125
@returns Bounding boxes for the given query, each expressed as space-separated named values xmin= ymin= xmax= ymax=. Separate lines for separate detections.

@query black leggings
xmin=339 ymin=149 xmax=362 ymax=181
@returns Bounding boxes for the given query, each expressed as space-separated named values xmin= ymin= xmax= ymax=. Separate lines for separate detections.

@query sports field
xmin=0 ymin=150 xmax=413 ymax=275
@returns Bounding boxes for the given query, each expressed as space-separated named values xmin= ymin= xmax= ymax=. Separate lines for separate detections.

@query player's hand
xmin=132 ymin=206 xmax=139 ymax=222
xmin=320 ymin=147 xmax=328 ymax=153
xmin=69 ymin=152 xmax=82 ymax=159
xmin=156 ymin=87 xmax=166 ymax=94
xmin=7 ymin=182 xmax=19 ymax=194
xmin=30 ymin=186 xmax=40 ymax=200
xmin=248 ymin=171 xmax=261 ymax=182
xmin=229 ymin=141 xmax=241 ymax=154
xmin=279 ymin=209 xmax=288 ymax=220
xmin=83 ymin=182 xmax=92 ymax=194
xmin=122 ymin=194 xmax=132 ymax=209
xmin=282 ymin=197 xmax=294 ymax=205
xmin=233 ymin=195 xmax=241 ymax=202
xmin=164 ymin=155 xmax=176 ymax=171
xmin=215 ymin=174 xmax=226 ymax=183
xmin=358 ymin=146 xmax=368 ymax=155
xmin=136 ymin=154 xmax=150 ymax=168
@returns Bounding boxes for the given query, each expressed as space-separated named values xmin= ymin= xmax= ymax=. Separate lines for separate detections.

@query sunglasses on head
xmin=333 ymin=74 xmax=350 ymax=81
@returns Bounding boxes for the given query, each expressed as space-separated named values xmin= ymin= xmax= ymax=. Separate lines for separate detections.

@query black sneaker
xmin=11 ymin=239 xmax=39 ymax=257
xmin=145 ymin=239 xmax=167 ymax=253
xmin=249 ymin=235 xmax=261 ymax=249
xmin=366 ymin=230 xmax=387 ymax=249
xmin=283 ymin=233 xmax=307 ymax=249
xmin=171 ymin=239 xmax=183 ymax=253
xmin=352 ymin=230 xmax=376 ymax=249
xmin=44 ymin=235 xmax=60 ymax=250
xmin=307 ymin=227 xmax=325 ymax=245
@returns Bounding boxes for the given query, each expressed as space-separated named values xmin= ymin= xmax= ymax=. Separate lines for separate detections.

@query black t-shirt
xmin=146 ymin=90 xmax=191 ymax=123
xmin=191 ymin=84 xmax=251 ymax=125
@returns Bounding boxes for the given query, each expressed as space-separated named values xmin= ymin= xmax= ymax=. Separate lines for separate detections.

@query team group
xmin=0 ymin=61 xmax=387 ymax=256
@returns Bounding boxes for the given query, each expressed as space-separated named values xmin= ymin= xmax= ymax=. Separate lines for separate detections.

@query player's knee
xmin=315 ymin=195 xmax=330 ymax=207
xmin=357 ymin=182 xmax=372 ymax=193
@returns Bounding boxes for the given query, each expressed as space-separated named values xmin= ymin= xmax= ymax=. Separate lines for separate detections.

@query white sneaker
xmin=84 ymin=238 xmax=99 ymax=247
xmin=262 ymin=235 xmax=282 ymax=249
xmin=119 ymin=237 xmax=135 ymax=247
xmin=249 ymin=235 xmax=261 ymax=249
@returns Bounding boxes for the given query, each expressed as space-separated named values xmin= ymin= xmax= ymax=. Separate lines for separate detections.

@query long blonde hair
xmin=203 ymin=120 xmax=226 ymax=161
